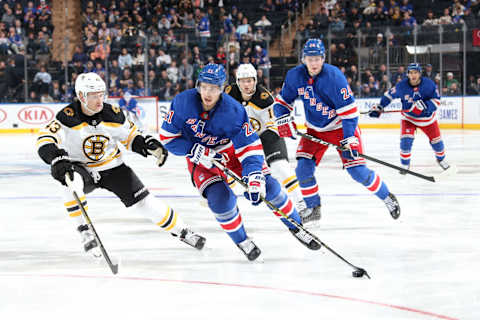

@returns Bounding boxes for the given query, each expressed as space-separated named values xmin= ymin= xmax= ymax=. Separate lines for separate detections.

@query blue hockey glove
xmin=408 ymin=100 xmax=426 ymax=115
xmin=243 ymin=171 xmax=266 ymax=206
xmin=368 ymin=104 xmax=383 ymax=118
xmin=188 ymin=143 xmax=225 ymax=169
xmin=340 ymin=136 xmax=361 ymax=160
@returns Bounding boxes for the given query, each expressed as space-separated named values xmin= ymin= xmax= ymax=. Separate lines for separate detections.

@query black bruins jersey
xmin=37 ymin=100 xmax=141 ymax=172
xmin=225 ymin=84 xmax=277 ymax=135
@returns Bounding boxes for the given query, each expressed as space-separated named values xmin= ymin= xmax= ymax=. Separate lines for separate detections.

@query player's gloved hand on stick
xmin=340 ymin=136 xmax=361 ymax=160
xmin=408 ymin=100 xmax=426 ymax=115
xmin=243 ymin=171 xmax=266 ymax=206
xmin=275 ymin=115 xmax=297 ymax=139
xmin=368 ymin=104 xmax=383 ymax=118
xmin=145 ymin=135 xmax=168 ymax=167
xmin=51 ymin=154 xmax=74 ymax=186
xmin=188 ymin=143 xmax=225 ymax=169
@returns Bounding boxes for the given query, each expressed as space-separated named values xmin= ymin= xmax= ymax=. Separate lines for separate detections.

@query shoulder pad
xmin=56 ymin=101 xmax=83 ymax=128
xmin=224 ymin=84 xmax=242 ymax=100
xmin=252 ymin=85 xmax=274 ymax=108
xmin=101 ymin=103 xmax=126 ymax=124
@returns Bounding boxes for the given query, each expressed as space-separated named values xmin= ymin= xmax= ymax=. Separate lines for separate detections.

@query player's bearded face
xmin=83 ymin=91 xmax=105 ymax=115
xmin=199 ymin=82 xmax=222 ymax=110
xmin=238 ymin=78 xmax=255 ymax=95
xmin=408 ymin=70 xmax=421 ymax=86
xmin=304 ymin=55 xmax=324 ymax=76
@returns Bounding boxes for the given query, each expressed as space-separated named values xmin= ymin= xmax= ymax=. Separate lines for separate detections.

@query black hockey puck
xmin=352 ymin=269 xmax=364 ymax=278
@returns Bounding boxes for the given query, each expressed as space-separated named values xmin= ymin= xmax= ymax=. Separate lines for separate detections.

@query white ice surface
xmin=0 ymin=129 xmax=478 ymax=320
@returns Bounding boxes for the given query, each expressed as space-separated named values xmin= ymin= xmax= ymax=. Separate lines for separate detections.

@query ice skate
xmin=178 ymin=228 xmax=206 ymax=250
xmin=299 ymin=205 xmax=321 ymax=226
xmin=384 ymin=193 xmax=400 ymax=219
xmin=77 ymin=224 xmax=101 ymax=258
xmin=437 ymin=159 xmax=450 ymax=171
xmin=237 ymin=237 xmax=261 ymax=261
xmin=290 ymin=227 xmax=321 ymax=250
xmin=399 ymin=164 xmax=410 ymax=175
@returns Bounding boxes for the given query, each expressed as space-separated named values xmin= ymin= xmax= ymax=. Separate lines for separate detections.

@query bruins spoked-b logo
xmin=83 ymin=135 xmax=109 ymax=161
xmin=249 ymin=117 xmax=261 ymax=132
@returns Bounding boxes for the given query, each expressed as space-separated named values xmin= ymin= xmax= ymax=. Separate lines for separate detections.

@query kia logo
xmin=17 ymin=106 xmax=54 ymax=124
xmin=0 ymin=108 xmax=6 ymax=124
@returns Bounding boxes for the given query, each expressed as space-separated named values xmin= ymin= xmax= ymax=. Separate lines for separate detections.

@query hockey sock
xmin=265 ymin=174 xmax=301 ymax=229
xmin=62 ymin=172 xmax=88 ymax=227
xmin=296 ymin=158 xmax=321 ymax=208
xmin=430 ymin=137 xmax=446 ymax=162
xmin=347 ymin=165 xmax=390 ymax=200
xmin=132 ymin=195 xmax=186 ymax=235
xmin=400 ymin=137 xmax=414 ymax=166
xmin=269 ymin=160 xmax=303 ymax=204
xmin=205 ymin=182 xmax=247 ymax=244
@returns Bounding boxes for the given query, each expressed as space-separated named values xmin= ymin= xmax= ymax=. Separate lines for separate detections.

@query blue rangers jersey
xmin=160 ymin=89 xmax=264 ymax=176
xmin=379 ymin=77 xmax=441 ymax=126
xmin=273 ymin=63 xmax=359 ymax=138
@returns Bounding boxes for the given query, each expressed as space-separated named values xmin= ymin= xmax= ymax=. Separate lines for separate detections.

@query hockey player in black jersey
xmin=225 ymin=64 xmax=316 ymax=225
xmin=37 ymin=72 xmax=205 ymax=257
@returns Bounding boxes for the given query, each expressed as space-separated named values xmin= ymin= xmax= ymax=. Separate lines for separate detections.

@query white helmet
xmin=236 ymin=63 xmax=257 ymax=97
xmin=75 ymin=72 xmax=106 ymax=103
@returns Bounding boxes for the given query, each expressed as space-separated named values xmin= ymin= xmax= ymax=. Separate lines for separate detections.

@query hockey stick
xmin=65 ymin=175 xmax=119 ymax=275
xmin=360 ymin=109 xmax=403 ymax=115
xmin=212 ymin=160 xmax=371 ymax=279
xmin=296 ymin=130 xmax=436 ymax=182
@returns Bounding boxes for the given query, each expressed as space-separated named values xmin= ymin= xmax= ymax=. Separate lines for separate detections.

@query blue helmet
xmin=197 ymin=63 xmax=227 ymax=87
xmin=303 ymin=39 xmax=325 ymax=57
xmin=407 ymin=63 xmax=422 ymax=73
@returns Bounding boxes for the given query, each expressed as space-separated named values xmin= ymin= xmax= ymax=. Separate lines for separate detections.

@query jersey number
xmin=340 ymin=86 xmax=353 ymax=100
xmin=164 ymin=111 xmax=174 ymax=124
xmin=242 ymin=122 xmax=254 ymax=137
xmin=46 ymin=120 xmax=61 ymax=134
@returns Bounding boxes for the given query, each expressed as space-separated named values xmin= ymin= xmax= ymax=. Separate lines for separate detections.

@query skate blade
xmin=435 ymin=164 xmax=458 ymax=182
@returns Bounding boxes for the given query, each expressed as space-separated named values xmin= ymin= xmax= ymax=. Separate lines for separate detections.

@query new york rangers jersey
xmin=224 ymin=83 xmax=276 ymax=136
xmin=380 ymin=77 xmax=441 ymax=126
xmin=273 ymin=63 xmax=359 ymax=138
xmin=37 ymin=101 xmax=140 ymax=172
xmin=160 ymin=89 xmax=264 ymax=176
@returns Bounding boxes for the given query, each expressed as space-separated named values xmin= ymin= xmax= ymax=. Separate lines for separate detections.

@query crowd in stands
xmin=0 ymin=0 xmax=479 ymax=104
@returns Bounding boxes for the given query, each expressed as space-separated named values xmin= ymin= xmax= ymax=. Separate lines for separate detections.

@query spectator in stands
xmin=424 ymin=64 xmax=436 ymax=81
xmin=370 ymin=33 xmax=385 ymax=63
xmin=90 ymin=38 xmax=110 ymax=61
xmin=444 ymin=72 xmax=461 ymax=94
xmin=314 ymin=6 xmax=330 ymax=31
xmin=179 ymin=58 xmax=193 ymax=82
xmin=400 ymin=0 xmax=413 ymax=15
xmin=2 ymin=6 xmax=15 ymax=27
xmin=446 ymin=82 xmax=461 ymax=96
xmin=466 ymin=75 xmax=479 ymax=95
xmin=0 ymin=60 xmax=7 ymax=101
xmin=215 ymin=46 xmax=227 ymax=66
xmin=119 ymin=68 xmax=133 ymax=88
xmin=132 ymin=46 xmax=145 ymax=67
xmin=422 ymin=10 xmax=438 ymax=26
xmin=167 ymin=60 xmax=179 ymax=84
xmin=156 ymin=49 xmax=172 ymax=69
xmin=48 ymin=80 xmax=63 ymax=102
xmin=0 ymin=30 xmax=10 ymax=55
xmin=236 ymin=17 xmax=250 ymax=36
xmin=33 ymin=65 xmax=52 ymax=95
xmin=254 ymin=15 xmax=272 ymax=28
xmin=391 ymin=65 xmax=406 ymax=84
xmin=401 ymin=11 xmax=417 ymax=27
xmin=438 ymin=8 xmax=453 ymax=24
xmin=253 ymin=44 xmax=271 ymax=80
xmin=72 ymin=45 xmax=88 ymax=65
xmin=379 ymin=74 xmax=392 ymax=93
xmin=197 ymin=10 xmax=210 ymax=49
xmin=118 ymin=47 xmax=133 ymax=70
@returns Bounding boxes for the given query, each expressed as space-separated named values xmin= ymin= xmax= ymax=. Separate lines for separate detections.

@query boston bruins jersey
xmin=225 ymin=84 xmax=276 ymax=136
xmin=37 ymin=100 xmax=140 ymax=173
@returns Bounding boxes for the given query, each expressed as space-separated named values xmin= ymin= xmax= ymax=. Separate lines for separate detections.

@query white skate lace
xmin=238 ymin=238 xmax=255 ymax=254
xmin=384 ymin=196 xmax=397 ymax=212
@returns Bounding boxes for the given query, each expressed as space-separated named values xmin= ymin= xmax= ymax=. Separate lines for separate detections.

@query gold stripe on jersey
xmin=156 ymin=207 xmax=178 ymax=231
xmin=71 ymin=122 xmax=89 ymax=131
xmin=86 ymin=147 xmax=121 ymax=168
xmin=36 ymin=137 xmax=56 ymax=147
xmin=287 ymin=182 xmax=300 ymax=193
xmin=247 ymin=101 xmax=263 ymax=111
xmin=120 ymin=124 xmax=139 ymax=150
xmin=103 ymin=122 xmax=123 ymax=128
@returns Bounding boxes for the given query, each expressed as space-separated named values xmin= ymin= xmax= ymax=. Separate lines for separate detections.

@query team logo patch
xmin=64 ymin=107 xmax=75 ymax=117
xmin=225 ymin=86 xmax=232 ymax=94
xmin=249 ymin=118 xmax=261 ymax=132
xmin=83 ymin=135 xmax=110 ymax=161
xmin=260 ymin=92 xmax=269 ymax=100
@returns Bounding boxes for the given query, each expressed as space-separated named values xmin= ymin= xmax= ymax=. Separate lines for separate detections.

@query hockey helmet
xmin=303 ymin=39 xmax=325 ymax=58
xmin=236 ymin=63 xmax=257 ymax=96
xmin=197 ymin=64 xmax=227 ymax=88
xmin=407 ymin=63 xmax=422 ymax=73
xmin=75 ymin=72 xmax=106 ymax=103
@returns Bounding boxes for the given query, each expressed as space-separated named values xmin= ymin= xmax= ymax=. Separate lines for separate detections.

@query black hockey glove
xmin=145 ymin=135 xmax=168 ymax=167
xmin=51 ymin=154 xmax=74 ymax=186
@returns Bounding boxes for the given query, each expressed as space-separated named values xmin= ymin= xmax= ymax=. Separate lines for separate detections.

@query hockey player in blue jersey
xmin=118 ymin=92 xmax=145 ymax=132
xmin=273 ymin=39 xmax=400 ymax=220
xmin=369 ymin=63 xmax=452 ymax=173
xmin=160 ymin=64 xmax=321 ymax=261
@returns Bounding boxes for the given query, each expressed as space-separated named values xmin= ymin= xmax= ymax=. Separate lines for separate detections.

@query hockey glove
xmin=408 ymin=100 xmax=426 ymax=115
xmin=340 ymin=136 xmax=361 ymax=160
xmin=188 ymin=143 xmax=225 ymax=169
xmin=145 ymin=135 xmax=168 ymax=167
xmin=368 ymin=104 xmax=384 ymax=118
xmin=243 ymin=171 xmax=266 ymax=206
xmin=275 ymin=115 xmax=297 ymax=139
xmin=51 ymin=154 xmax=74 ymax=186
